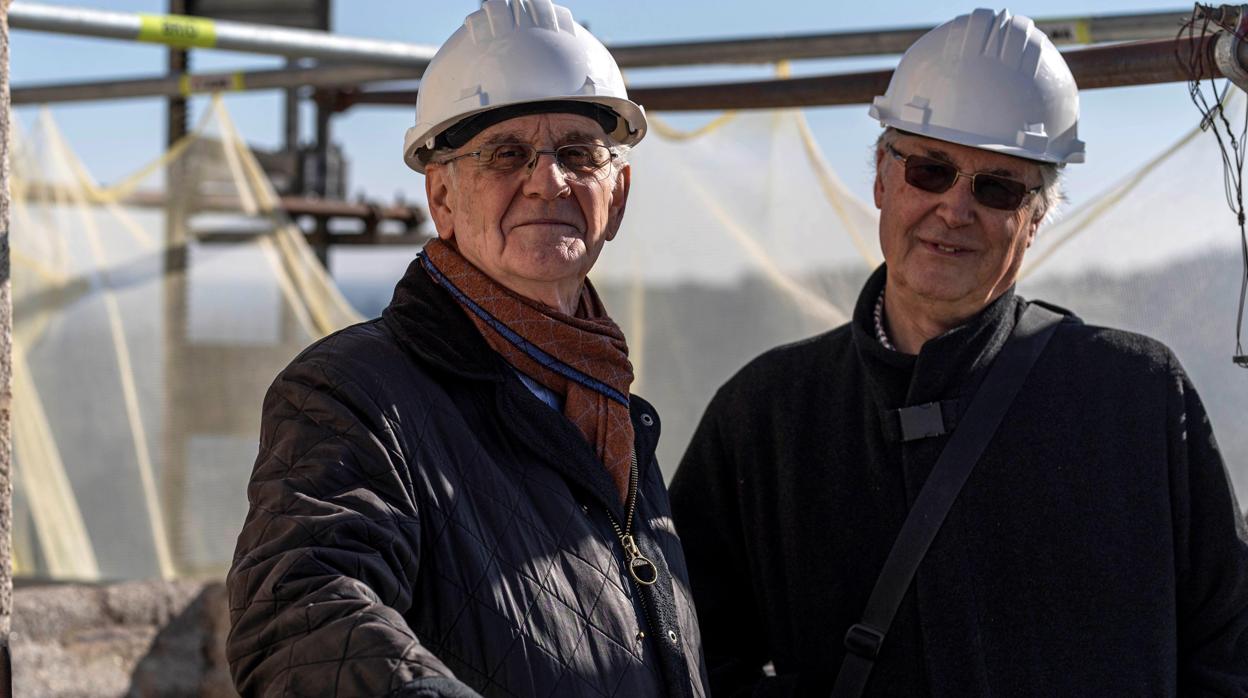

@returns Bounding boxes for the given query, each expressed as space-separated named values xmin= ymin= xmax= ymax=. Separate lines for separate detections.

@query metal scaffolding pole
xmin=10 ymin=63 xmax=415 ymax=104
xmin=607 ymin=9 xmax=1191 ymax=66
xmin=11 ymin=32 xmax=1221 ymax=109
xmin=166 ymin=0 xmax=188 ymax=148
xmin=4 ymin=3 xmax=1211 ymax=110
xmin=9 ymin=2 xmax=438 ymax=66
xmin=335 ymin=35 xmax=1229 ymax=113
xmin=10 ymin=2 xmax=1189 ymax=76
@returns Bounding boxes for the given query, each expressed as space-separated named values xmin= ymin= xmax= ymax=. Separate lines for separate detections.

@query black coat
xmin=670 ymin=266 xmax=1248 ymax=697
xmin=227 ymin=258 xmax=708 ymax=698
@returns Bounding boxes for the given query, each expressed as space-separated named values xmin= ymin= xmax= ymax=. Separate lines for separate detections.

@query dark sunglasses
xmin=886 ymin=144 xmax=1041 ymax=211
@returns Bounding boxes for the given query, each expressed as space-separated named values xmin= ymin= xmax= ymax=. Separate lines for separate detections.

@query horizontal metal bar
xmin=10 ymin=2 xmax=437 ymax=67
xmin=11 ymin=1 xmax=1191 ymax=78
xmin=11 ymin=64 xmax=418 ymax=104
xmin=13 ymin=32 xmax=1216 ymax=108
xmin=23 ymin=182 xmax=426 ymax=226
xmin=340 ymin=36 xmax=1222 ymax=112
xmin=197 ymin=230 xmax=429 ymax=246
xmin=609 ymin=10 xmax=1191 ymax=67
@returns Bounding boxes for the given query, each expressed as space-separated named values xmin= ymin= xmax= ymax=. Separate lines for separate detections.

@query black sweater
xmin=670 ymin=266 xmax=1248 ymax=697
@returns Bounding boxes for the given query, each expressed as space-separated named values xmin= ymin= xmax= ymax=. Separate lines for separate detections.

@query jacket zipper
xmin=604 ymin=448 xmax=661 ymax=648
xmin=606 ymin=448 xmax=659 ymax=587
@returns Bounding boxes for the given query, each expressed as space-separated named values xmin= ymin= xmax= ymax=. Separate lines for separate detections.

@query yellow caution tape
xmin=179 ymin=72 xmax=246 ymax=96
xmin=137 ymin=13 xmax=217 ymax=49
xmin=1041 ymin=19 xmax=1093 ymax=45
xmin=1074 ymin=19 xmax=1092 ymax=45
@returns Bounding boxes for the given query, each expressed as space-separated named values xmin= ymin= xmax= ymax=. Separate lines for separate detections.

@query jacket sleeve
xmin=1170 ymin=361 xmax=1248 ymax=692
xmin=226 ymin=356 xmax=481 ymax=698
xmin=671 ymin=390 xmax=821 ymax=697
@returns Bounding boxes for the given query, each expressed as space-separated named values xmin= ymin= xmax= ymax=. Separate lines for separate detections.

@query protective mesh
xmin=11 ymin=89 xmax=1247 ymax=582
xmin=605 ymin=97 xmax=1248 ymax=503
xmin=12 ymin=96 xmax=359 ymax=581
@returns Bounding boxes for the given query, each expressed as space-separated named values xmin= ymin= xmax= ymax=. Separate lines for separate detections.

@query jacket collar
xmin=852 ymin=264 xmax=1020 ymax=408
xmin=381 ymin=255 xmax=507 ymax=383
xmin=380 ymin=255 xmax=656 ymax=516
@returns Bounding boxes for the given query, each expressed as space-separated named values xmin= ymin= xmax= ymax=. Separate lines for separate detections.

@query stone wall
xmin=8 ymin=514 xmax=1248 ymax=695
xmin=2 ymin=1 xmax=17 ymax=693
xmin=11 ymin=580 xmax=235 ymax=698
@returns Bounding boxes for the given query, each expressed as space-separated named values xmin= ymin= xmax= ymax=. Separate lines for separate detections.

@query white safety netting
xmin=11 ymin=87 xmax=1247 ymax=582
xmin=12 ymin=96 xmax=358 ymax=581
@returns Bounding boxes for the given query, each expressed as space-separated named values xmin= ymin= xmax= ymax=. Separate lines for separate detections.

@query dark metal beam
xmin=335 ymin=36 xmax=1220 ymax=113
xmin=607 ymin=10 xmax=1191 ymax=67
xmin=9 ymin=6 xmax=1200 ymax=106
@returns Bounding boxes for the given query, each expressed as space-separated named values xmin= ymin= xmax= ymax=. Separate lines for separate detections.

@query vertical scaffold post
xmin=166 ymin=0 xmax=188 ymax=148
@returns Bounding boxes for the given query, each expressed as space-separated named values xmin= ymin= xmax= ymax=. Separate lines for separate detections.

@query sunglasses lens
xmin=903 ymin=158 xmax=957 ymax=194
xmin=895 ymin=148 xmax=1033 ymax=210
xmin=972 ymin=175 xmax=1027 ymax=210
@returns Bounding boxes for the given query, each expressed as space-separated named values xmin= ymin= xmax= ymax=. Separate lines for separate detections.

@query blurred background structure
xmin=5 ymin=1 xmax=1248 ymax=694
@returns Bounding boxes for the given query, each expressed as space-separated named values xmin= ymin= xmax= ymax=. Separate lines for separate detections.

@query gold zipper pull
xmin=620 ymin=534 xmax=659 ymax=585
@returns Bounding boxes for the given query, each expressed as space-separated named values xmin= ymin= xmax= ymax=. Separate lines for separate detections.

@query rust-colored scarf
xmin=421 ymin=239 xmax=635 ymax=502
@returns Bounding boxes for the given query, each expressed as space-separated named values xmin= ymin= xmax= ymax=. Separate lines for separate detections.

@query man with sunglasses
xmin=227 ymin=2 xmax=708 ymax=696
xmin=671 ymin=8 xmax=1248 ymax=696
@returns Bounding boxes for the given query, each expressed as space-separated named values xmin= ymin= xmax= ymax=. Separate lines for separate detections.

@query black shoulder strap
xmin=830 ymin=304 xmax=1064 ymax=698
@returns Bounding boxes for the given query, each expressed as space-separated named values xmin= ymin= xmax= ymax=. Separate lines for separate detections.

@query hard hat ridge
xmin=404 ymin=0 xmax=647 ymax=173
xmin=468 ymin=0 xmax=571 ymax=42
xmin=870 ymin=7 xmax=1085 ymax=165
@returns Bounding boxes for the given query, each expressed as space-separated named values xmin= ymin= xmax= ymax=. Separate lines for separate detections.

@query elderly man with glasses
xmin=671 ymin=8 xmax=1248 ymax=697
xmin=226 ymin=2 xmax=707 ymax=696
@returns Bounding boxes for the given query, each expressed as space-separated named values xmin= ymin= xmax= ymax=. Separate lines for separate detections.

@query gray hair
xmin=873 ymin=128 xmax=1063 ymax=225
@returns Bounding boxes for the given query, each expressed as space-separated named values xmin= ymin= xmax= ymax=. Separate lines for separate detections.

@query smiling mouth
xmin=922 ymin=240 xmax=971 ymax=256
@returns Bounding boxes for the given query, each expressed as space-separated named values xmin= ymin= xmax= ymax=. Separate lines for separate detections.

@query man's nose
xmin=522 ymin=152 xmax=572 ymax=199
xmin=934 ymin=174 xmax=977 ymax=227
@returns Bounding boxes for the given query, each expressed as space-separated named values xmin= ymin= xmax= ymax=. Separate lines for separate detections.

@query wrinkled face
xmin=874 ymin=133 xmax=1044 ymax=311
xmin=424 ymin=113 xmax=630 ymax=300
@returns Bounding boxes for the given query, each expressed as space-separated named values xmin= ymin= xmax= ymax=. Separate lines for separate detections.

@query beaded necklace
xmin=873 ymin=289 xmax=896 ymax=351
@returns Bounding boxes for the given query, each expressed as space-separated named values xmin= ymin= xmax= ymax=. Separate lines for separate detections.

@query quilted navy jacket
xmin=227 ymin=258 xmax=708 ymax=698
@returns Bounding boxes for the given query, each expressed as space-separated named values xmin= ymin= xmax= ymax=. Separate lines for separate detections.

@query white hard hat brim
xmin=404 ymin=95 xmax=647 ymax=174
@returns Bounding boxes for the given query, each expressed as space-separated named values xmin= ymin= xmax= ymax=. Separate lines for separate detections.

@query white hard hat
xmin=869 ymin=8 xmax=1085 ymax=165
xmin=403 ymin=0 xmax=647 ymax=173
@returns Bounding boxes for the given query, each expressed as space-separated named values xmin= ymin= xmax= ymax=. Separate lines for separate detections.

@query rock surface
xmin=12 ymin=579 xmax=236 ymax=698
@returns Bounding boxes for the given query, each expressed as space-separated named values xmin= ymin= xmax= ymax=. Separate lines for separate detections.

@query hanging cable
xmin=1179 ymin=4 xmax=1248 ymax=366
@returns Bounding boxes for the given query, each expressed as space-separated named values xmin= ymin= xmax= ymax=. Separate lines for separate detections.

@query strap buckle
xmin=843 ymin=623 xmax=885 ymax=659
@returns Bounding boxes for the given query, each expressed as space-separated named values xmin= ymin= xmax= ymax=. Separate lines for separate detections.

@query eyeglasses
xmin=438 ymin=142 xmax=617 ymax=180
xmin=886 ymin=144 xmax=1041 ymax=211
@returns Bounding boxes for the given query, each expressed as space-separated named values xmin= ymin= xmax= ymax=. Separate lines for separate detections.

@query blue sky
xmin=9 ymin=1 xmax=1203 ymax=212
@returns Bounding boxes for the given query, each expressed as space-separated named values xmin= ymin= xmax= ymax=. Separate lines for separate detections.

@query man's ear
xmin=1025 ymin=199 xmax=1046 ymax=248
xmin=604 ymin=163 xmax=631 ymax=242
xmin=425 ymin=164 xmax=456 ymax=241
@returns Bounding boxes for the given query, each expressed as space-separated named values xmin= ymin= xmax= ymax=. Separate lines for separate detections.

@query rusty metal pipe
xmin=337 ymin=36 xmax=1222 ymax=113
